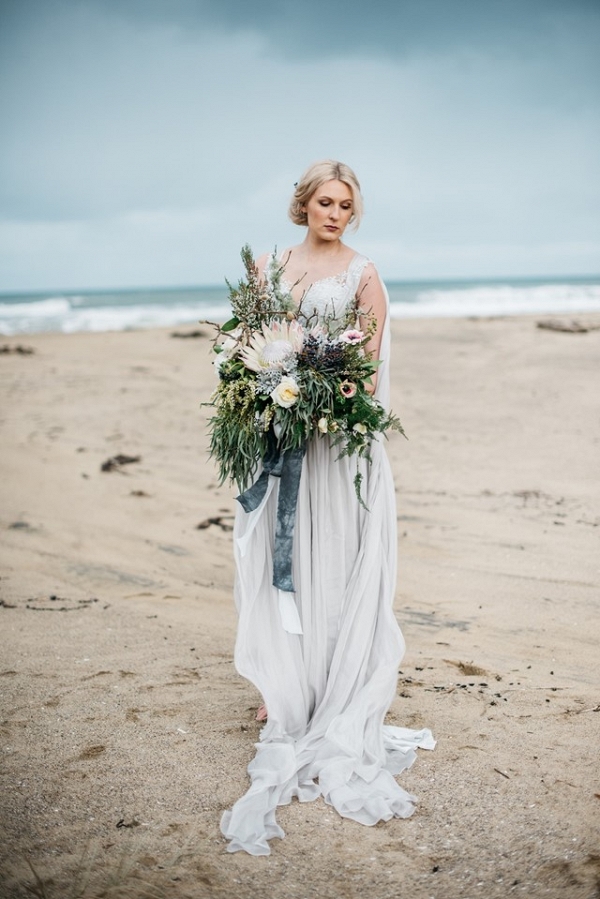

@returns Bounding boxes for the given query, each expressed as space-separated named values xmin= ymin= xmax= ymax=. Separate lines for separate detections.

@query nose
xmin=329 ymin=205 xmax=340 ymax=220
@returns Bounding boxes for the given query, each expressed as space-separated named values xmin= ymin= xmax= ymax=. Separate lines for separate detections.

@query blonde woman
xmin=221 ymin=160 xmax=434 ymax=855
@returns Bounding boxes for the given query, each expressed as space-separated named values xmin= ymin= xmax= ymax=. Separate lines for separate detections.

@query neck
xmin=302 ymin=233 xmax=345 ymax=259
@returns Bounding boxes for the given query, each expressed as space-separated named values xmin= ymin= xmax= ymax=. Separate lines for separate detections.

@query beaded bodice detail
xmin=273 ymin=253 xmax=372 ymax=332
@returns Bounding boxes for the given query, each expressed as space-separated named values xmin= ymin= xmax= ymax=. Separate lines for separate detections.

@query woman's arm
xmin=357 ymin=263 xmax=387 ymax=393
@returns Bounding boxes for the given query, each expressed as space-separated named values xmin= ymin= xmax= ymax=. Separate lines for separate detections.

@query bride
xmin=220 ymin=160 xmax=434 ymax=855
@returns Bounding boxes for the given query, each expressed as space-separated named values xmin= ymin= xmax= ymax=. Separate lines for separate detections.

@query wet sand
xmin=1 ymin=314 xmax=599 ymax=898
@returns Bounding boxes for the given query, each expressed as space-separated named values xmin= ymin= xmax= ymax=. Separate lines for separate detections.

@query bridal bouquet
xmin=205 ymin=246 xmax=404 ymax=506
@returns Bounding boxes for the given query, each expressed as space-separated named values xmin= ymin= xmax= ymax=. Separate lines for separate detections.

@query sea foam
xmin=388 ymin=282 xmax=600 ymax=319
xmin=1 ymin=280 xmax=599 ymax=335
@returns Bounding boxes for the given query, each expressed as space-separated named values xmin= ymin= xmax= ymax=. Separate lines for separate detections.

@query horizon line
xmin=1 ymin=271 xmax=600 ymax=299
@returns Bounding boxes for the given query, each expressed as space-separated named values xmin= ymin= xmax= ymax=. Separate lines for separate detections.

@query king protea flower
xmin=240 ymin=320 xmax=305 ymax=372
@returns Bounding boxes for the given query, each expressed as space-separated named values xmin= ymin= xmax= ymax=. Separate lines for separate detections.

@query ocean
xmin=1 ymin=276 xmax=599 ymax=336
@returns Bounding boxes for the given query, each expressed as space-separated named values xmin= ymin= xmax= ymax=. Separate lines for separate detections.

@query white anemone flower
xmin=241 ymin=320 xmax=305 ymax=372
xmin=221 ymin=336 xmax=239 ymax=354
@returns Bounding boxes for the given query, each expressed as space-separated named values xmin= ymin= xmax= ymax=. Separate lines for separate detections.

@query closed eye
xmin=318 ymin=201 xmax=352 ymax=210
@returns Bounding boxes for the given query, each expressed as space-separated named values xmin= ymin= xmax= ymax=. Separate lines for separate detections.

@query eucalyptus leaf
xmin=221 ymin=316 xmax=240 ymax=332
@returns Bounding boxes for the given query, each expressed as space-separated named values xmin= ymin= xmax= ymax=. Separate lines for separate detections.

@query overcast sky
xmin=1 ymin=0 xmax=599 ymax=291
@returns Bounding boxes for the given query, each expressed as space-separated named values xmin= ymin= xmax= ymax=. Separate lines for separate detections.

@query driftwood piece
xmin=0 ymin=344 xmax=35 ymax=354
xmin=536 ymin=319 xmax=600 ymax=334
xmin=170 ymin=329 xmax=206 ymax=339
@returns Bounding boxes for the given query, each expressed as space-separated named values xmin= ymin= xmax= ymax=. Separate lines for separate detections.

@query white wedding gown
xmin=221 ymin=253 xmax=435 ymax=855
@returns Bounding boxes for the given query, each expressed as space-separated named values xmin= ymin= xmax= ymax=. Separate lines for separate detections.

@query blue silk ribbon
xmin=237 ymin=437 xmax=306 ymax=593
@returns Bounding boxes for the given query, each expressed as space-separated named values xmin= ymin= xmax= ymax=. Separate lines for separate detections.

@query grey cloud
xmin=4 ymin=0 xmax=600 ymax=59
xmin=0 ymin=0 xmax=598 ymax=288
xmin=94 ymin=0 xmax=597 ymax=41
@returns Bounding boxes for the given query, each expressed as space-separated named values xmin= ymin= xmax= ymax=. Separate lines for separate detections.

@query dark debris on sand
xmin=101 ymin=454 xmax=141 ymax=473
xmin=0 ymin=344 xmax=35 ymax=354
xmin=25 ymin=595 xmax=99 ymax=612
xmin=196 ymin=515 xmax=234 ymax=532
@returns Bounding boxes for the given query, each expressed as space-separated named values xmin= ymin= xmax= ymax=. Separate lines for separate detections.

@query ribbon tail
xmin=235 ymin=434 xmax=305 ymax=634
xmin=236 ymin=478 xmax=276 ymax=558
xmin=278 ymin=590 xmax=303 ymax=635
xmin=236 ymin=468 xmax=271 ymax=513
xmin=236 ymin=433 xmax=283 ymax=513
xmin=272 ymin=444 xmax=306 ymax=593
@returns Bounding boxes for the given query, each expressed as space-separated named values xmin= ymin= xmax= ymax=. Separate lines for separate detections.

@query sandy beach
xmin=1 ymin=313 xmax=599 ymax=899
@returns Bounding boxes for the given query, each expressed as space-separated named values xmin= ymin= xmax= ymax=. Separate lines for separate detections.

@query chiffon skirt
xmin=221 ymin=435 xmax=435 ymax=855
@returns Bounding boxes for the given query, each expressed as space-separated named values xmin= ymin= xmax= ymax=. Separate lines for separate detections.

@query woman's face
xmin=303 ymin=179 xmax=354 ymax=241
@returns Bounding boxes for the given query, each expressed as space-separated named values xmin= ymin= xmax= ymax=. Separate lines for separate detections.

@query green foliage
xmin=220 ymin=316 xmax=240 ymax=332
xmin=207 ymin=371 xmax=268 ymax=491
xmin=226 ymin=245 xmax=294 ymax=334
xmin=204 ymin=245 xmax=407 ymax=504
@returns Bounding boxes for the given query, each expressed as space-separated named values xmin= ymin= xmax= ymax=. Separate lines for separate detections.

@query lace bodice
xmin=272 ymin=252 xmax=373 ymax=331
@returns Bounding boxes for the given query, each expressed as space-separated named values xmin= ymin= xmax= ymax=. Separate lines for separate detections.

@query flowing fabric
xmin=221 ymin=254 xmax=435 ymax=855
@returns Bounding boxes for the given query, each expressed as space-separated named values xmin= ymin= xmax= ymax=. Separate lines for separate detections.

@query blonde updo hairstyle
xmin=289 ymin=159 xmax=363 ymax=231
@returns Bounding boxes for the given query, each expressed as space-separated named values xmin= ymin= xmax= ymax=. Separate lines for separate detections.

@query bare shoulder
xmin=357 ymin=259 xmax=381 ymax=289
xmin=255 ymin=251 xmax=272 ymax=273
xmin=278 ymin=245 xmax=302 ymax=265
xmin=255 ymin=245 xmax=299 ymax=272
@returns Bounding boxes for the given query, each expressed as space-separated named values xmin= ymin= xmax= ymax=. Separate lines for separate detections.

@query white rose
xmin=352 ymin=422 xmax=367 ymax=435
xmin=270 ymin=376 xmax=300 ymax=408
xmin=317 ymin=417 xmax=328 ymax=434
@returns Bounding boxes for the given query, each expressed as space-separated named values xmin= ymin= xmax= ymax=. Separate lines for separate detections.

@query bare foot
xmin=255 ymin=704 xmax=268 ymax=722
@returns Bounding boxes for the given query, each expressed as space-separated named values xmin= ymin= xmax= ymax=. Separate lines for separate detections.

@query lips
xmin=325 ymin=226 xmax=338 ymax=231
